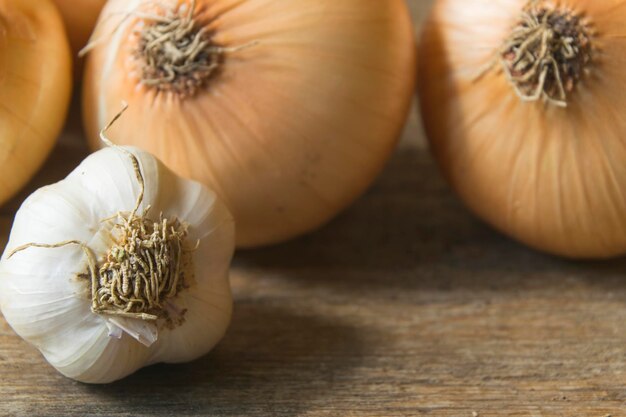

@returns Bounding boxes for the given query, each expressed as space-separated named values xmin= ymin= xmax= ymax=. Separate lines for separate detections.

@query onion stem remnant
xmin=500 ymin=1 xmax=592 ymax=107
xmin=136 ymin=0 xmax=258 ymax=97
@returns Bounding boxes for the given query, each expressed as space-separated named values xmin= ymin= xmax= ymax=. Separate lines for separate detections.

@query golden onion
xmin=51 ymin=0 xmax=106 ymax=55
xmin=0 ymin=0 xmax=72 ymax=205
xmin=82 ymin=0 xmax=416 ymax=247
xmin=418 ymin=0 xmax=626 ymax=259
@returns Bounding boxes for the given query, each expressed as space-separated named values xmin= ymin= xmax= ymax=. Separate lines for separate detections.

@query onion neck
xmin=500 ymin=2 xmax=592 ymax=107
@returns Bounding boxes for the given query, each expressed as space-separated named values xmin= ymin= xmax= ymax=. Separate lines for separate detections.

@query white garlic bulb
xmin=0 ymin=145 xmax=235 ymax=384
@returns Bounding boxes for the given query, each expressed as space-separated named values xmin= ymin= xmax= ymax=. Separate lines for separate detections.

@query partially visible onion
xmin=0 ymin=0 xmax=72 ymax=205
xmin=418 ymin=0 xmax=626 ymax=258
xmin=52 ymin=0 xmax=106 ymax=54
xmin=82 ymin=0 xmax=416 ymax=248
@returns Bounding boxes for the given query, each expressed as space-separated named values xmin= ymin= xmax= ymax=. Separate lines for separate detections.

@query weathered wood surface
xmin=2 ymin=2 xmax=626 ymax=416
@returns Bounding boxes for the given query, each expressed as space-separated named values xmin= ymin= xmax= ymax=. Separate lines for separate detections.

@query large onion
xmin=418 ymin=0 xmax=626 ymax=259
xmin=82 ymin=0 xmax=416 ymax=247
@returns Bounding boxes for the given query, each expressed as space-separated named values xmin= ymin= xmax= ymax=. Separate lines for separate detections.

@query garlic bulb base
xmin=500 ymin=2 xmax=593 ymax=107
xmin=95 ymin=209 xmax=193 ymax=323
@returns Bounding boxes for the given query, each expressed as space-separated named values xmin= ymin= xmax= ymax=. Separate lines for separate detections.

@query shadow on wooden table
xmin=81 ymin=303 xmax=364 ymax=415
xmin=236 ymin=147 xmax=626 ymax=292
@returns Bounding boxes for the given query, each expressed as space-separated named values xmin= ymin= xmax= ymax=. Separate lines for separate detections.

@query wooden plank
xmin=2 ymin=2 xmax=626 ymax=416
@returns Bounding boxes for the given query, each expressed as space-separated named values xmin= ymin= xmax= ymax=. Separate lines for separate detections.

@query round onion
xmin=418 ymin=0 xmax=626 ymax=259
xmin=82 ymin=0 xmax=416 ymax=247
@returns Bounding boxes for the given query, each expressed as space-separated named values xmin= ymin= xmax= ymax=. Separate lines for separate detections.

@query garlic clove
xmin=148 ymin=284 xmax=233 ymax=364
xmin=68 ymin=332 xmax=151 ymax=384
xmin=0 ymin=188 xmax=150 ymax=382
xmin=146 ymin=178 xmax=235 ymax=364
xmin=67 ymin=147 xmax=154 ymax=216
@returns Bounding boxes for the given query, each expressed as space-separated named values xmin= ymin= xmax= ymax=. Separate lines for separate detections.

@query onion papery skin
xmin=51 ymin=0 xmax=106 ymax=55
xmin=83 ymin=0 xmax=417 ymax=248
xmin=418 ymin=0 xmax=626 ymax=259
xmin=0 ymin=0 xmax=71 ymax=206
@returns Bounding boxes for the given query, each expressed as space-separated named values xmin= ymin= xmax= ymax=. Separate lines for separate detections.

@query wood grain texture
xmin=2 ymin=1 xmax=626 ymax=416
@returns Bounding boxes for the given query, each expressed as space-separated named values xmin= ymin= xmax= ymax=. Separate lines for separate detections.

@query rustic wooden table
xmin=2 ymin=2 xmax=626 ymax=416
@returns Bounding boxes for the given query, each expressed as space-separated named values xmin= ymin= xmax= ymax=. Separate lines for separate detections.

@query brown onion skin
xmin=51 ymin=0 xmax=105 ymax=80
xmin=0 ymin=0 xmax=72 ymax=206
xmin=419 ymin=0 xmax=626 ymax=259
xmin=83 ymin=0 xmax=417 ymax=248
xmin=51 ymin=0 xmax=105 ymax=54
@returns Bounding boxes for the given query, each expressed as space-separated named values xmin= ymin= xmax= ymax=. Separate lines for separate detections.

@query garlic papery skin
xmin=0 ymin=146 xmax=235 ymax=384
xmin=0 ymin=0 xmax=71 ymax=206
xmin=418 ymin=0 xmax=626 ymax=258
xmin=83 ymin=0 xmax=417 ymax=248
